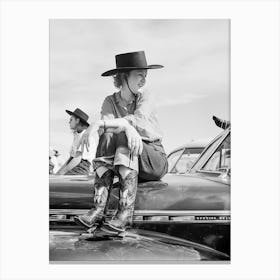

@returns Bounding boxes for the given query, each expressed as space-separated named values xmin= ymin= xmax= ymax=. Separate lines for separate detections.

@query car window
xmin=170 ymin=148 xmax=204 ymax=174
xmin=190 ymin=132 xmax=226 ymax=172
xmin=167 ymin=149 xmax=184 ymax=173
xmin=202 ymin=135 xmax=231 ymax=172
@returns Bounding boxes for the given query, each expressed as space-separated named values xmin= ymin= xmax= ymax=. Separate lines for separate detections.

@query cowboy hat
xmin=65 ymin=108 xmax=90 ymax=126
xmin=101 ymin=51 xmax=164 ymax=77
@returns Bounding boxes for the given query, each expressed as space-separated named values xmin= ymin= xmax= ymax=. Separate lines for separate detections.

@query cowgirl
xmin=75 ymin=51 xmax=168 ymax=234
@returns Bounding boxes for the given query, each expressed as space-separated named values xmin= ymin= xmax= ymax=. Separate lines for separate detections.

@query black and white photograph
xmin=1 ymin=0 xmax=280 ymax=278
xmin=49 ymin=19 xmax=230 ymax=263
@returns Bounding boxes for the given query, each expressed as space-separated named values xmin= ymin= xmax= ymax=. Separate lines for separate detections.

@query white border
xmin=1 ymin=1 xmax=279 ymax=279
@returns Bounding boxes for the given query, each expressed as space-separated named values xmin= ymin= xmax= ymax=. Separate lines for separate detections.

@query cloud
xmin=156 ymin=92 xmax=207 ymax=107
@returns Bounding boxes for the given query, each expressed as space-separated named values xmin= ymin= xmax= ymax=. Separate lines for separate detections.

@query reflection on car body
xmin=49 ymin=128 xmax=231 ymax=259
xmin=50 ymin=229 xmax=229 ymax=262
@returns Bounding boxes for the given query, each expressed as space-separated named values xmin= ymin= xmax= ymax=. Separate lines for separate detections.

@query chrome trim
xmin=50 ymin=209 xmax=230 ymax=223
xmin=50 ymin=209 xmax=230 ymax=216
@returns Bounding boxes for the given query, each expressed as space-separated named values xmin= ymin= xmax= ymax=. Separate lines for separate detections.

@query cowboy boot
xmin=101 ymin=170 xmax=138 ymax=234
xmin=213 ymin=115 xmax=231 ymax=130
xmin=74 ymin=169 xmax=114 ymax=229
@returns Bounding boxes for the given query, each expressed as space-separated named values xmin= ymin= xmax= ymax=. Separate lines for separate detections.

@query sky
xmin=50 ymin=19 xmax=230 ymax=160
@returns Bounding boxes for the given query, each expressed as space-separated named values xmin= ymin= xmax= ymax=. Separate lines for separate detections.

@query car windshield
xmin=167 ymin=149 xmax=184 ymax=172
xmin=201 ymin=134 xmax=230 ymax=172
xmin=190 ymin=132 xmax=226 ymax=171
xmin=168 ymin=147 xmax=204 ymax=174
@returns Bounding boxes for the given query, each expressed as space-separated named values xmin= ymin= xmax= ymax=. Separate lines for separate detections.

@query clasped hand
xmin=78 ymin=119 xmax=143 ymax=156
xmin=125 ymin=125 xmax=143 ymax=156
xmin=77 ymin=122 xmax=99 ymax=152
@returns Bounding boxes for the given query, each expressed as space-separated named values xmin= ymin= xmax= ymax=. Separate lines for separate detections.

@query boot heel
xmin=100 ymin=224 xmax=124 ymax=235
xmin=87 ymin=225 xmax=98 ymax=234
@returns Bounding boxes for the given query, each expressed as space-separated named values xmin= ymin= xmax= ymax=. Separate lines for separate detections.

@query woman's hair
xmin=113 ymin=71 xmax=129 ymax=89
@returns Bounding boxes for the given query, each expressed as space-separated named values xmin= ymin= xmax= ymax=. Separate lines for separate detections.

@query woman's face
xmin=126 ymin=69 xmax=147 ymax=94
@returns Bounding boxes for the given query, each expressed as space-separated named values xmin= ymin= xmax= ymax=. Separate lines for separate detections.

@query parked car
xmin=50 ymin=228 xmax=229 ymax=262
xmin=49 ymin=127 xmax=231 ymax=256
xmin=167 ymin=140 xmax=208 ymax=174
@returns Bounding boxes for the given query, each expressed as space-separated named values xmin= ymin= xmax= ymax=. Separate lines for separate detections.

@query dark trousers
xmin=94 ymin=132 xmax=168 ymax=182
xmin=65 ymin=159 xmax=90 ymax=175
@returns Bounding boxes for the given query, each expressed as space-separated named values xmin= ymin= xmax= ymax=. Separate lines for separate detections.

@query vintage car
xmin=167 ymin=140 xmax=208 ymax=173
xmin=50 ymin=228 xmax=229 ymax=262
xmin=50 ymin=127 xmax=231 ymax=256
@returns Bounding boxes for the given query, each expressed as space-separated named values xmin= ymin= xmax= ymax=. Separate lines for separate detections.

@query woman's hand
xmin=125 ymin=125 xmax=143 ymax=156
xmin=103 ymin=118 xmax=143 ymax=155
xmin=78 ymin=121 xmax=100 ymax=152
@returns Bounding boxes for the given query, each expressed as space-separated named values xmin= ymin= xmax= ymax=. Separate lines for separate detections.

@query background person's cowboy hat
xmin=65 ymin=108 xmax=90 ymax=127
xmin=101 ymin=51 xmax=164 ymax=77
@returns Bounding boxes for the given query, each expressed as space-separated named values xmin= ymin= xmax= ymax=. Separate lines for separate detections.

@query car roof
xmin=168 ymin=140 xmax=209 ymax=156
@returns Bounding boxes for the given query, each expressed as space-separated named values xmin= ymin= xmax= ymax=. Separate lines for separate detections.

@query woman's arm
xmin=79 ymin=118 xmax=143 ymax=156
xmin=104 ymin=119 xmax=143 ymax=155
xmin=55 ymin=157 xmax=72 ymax=175
xmin=98 ymin=118 xmax=129 ymax=133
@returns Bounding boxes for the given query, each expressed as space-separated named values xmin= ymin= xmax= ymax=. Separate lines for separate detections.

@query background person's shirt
xmin=100 ymin=89 xmax=163 ymax=142
xmin=70 ymin=130 xmax=96 ymax=163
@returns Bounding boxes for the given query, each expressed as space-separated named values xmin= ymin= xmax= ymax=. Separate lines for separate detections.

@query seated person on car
xmin=74 ymin=51 xmax=168 ymax=234
xmin=56 ymin=108 xmax=96 ymax=175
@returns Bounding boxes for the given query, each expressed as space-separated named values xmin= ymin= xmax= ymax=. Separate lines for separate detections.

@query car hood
xmin=49 ymin=228 xmax=229 ymax=262
xmin=134 ymin=173 xmax=230 ymax=210
xmin=140 ymin=173 xmax=228 ymax=189
xmin=50 ymin=173 xmax=230 ymax=211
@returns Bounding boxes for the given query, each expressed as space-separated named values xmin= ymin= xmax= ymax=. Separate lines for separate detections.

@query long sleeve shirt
xmin=100 ymin=90 xmax=163 ymax=142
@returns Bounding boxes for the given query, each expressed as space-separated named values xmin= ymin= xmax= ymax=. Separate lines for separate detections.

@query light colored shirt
xmin=100 ymin=89 xmax=163 ymax=142
xmin=69 ymin=130 xmax=96 ymax=163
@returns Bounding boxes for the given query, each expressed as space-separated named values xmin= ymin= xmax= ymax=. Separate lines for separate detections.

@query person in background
xmin=74 ymin=51 xmax=168 ymax=234
xmin=56 ymin=108 xmax=96 ymax=175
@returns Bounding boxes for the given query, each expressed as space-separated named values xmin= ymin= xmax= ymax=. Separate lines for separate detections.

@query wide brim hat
xmin=101 ymin=51 xmax=164 ymax=77
xmin=66 ymin=108 xmax=90 ymax=127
